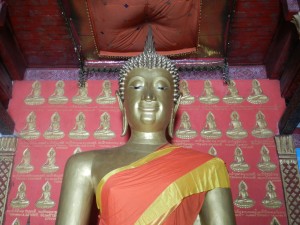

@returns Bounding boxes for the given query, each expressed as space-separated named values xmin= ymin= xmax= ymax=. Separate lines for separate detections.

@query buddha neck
xmin=127 ymin=130 xmax=169 ymax=146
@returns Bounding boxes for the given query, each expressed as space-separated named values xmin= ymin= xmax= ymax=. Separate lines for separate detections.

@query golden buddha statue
xmin=200 ymin=112 xmax=222 ymax=139
xmin=175 ymin=111 xmax=198 ymax=139
xmin=10 ymin=182 xmax=30 ymax=208
xmin=35 ymin=181 xmax=56 ymax=209
xmin=222 ymin=80 xmax=244 ymax=104
xmin=179 ymin=80 xmax=195 ymax=104
xmin=24 ymin=80 xmax=45 ymax=105
xmin=15 ymin=148 xmax=34 ymax=173
xmin=41 ymin=147 xmax=59 ymax=173
xmin=230 ymin=146 xmax=250 ymax=172
xmin=72 ymin=83 xmax=92 ymax=104
xmin=234 ymin=181 xmax=255 ymax=208
xmin=247 ymin=79 xmax=269 ymax=104
xmin=68 ymin=112 xmax=90 ymax=139
xmin=19 ymin=111 xmax=40 ymax=140
xmin=252 ymin=111 xmax=274 ymax=138
xmin=226 ymin=111 xmax=248 ymax=139
xmin=43 ymin=112 xmax=65 ymax=140
xmin=48 ymin=80 xmax=69 ymax=104
xmin=262 ymin=181 xmax=282 ymax=208
xmin=208 ymin=146 xmax=218 ymax=156
xmin=93 ymin=112 xmax=116 ymax=140
xmin=96 ymin=80 xmax=116 ymax=104
xmin=257 ymin=145 xmax=276 ymax=172
xmin=12 ymin=218 xmax=20 ymax=225
xmin=199 ymin=80 xmax=220 ymax=104
xmin=56 ymin=31 xmax=236 ymax=225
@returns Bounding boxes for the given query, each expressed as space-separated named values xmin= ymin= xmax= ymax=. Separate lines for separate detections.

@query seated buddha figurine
xmin=72 ymin=83 xmax=92 ymax=104
xmin=96 ymin=80 xmax=116 ymax=104
xmin=252 ymin=111 xmax=274 ymax=138
xmin=179 ymin=80 xmax=195 ymax=104
xmin=24 ymin=80 xmax=45 ymax=105
xmin=226 ymin=111 xmax=248 ymax=139
xmin=43 ymin=112 xmax=65 ymax=140
xmin=10 ymin=182 xmax=30 ymax=208
xmin=94 ymin=112 xmax=116 ymax=140
xmin=200 ymin=112 xmax=222 ymax=139
xmin=68 ymin=112 xmax=90 ymax=139
xmin=175 ymin=111 xmax=198 ymax=139
xmin=41 ymin=147 xmax=59 ymax=173
xmin=247 ymin=79 xmax=269 ymax=104
xmin=230 ymin=147 xmax=250 ymax=172
xmin=222 ymin=80 xmax=244 ymax=104
xmin=262 ymin=181 xmax=282 ymax=209
xmin=234 ymin=181 xmax=255 ymax=208
xmin=15 ymin=148 xmax=34 ymax=173
xmin=48 ymin=80 xmax=69 ymax=104
xmin=199 ymin=80 xmax=220 ymax=104
xmin=35 ymin=181 xmax=56 ymax=209
xmin=56 ymin=32 xmax=236 ymax=225
xmin=257 ymin=145 xmax=276 ymax=172
xmin=19 ymin=111 xmax=40 ymax=140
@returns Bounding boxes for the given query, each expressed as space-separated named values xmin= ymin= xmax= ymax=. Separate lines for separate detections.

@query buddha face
xmin=123 ymin=68 xmax=174 ymax=132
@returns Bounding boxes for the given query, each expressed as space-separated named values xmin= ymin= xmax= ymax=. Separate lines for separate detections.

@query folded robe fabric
xmin=96 ymin=145 xmax=230 ymax=225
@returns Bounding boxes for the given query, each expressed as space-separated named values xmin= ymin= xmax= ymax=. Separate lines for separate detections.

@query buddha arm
xmin=199 ymin=188 xmax=236 ymax=225
xmin=56 ymin=155 xmax=94 ymax=225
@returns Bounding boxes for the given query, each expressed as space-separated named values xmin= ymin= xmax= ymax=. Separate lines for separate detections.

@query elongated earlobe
xmin=168 ymin=94 xmax=181 ymax=138
xmin=116 ymin=91 xmax=128 ymax=136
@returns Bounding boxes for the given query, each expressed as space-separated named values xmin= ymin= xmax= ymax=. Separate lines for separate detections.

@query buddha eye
xmin=157 ymin=86 xmax=168 ymax=90
xmin=129 ymin=85 xmax=143 ymax=90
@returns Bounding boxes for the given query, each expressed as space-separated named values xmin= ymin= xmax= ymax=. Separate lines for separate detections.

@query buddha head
xmin=116 ymin=29 xmax=181 ymax=137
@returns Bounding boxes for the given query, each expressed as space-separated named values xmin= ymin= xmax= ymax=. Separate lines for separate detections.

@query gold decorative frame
xmin=274 ymin=135 xmax=300 ymax=225
xmin=0 ymin=137 xmax=17 ymax=224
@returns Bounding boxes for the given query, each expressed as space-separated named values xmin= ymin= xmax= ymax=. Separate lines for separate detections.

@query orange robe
xmin=96 ymin=145 xmax=230 ymax=225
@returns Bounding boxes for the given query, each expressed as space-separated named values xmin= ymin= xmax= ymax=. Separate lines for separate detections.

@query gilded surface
xmin=24 ymin=81 xmax=45 ymax=105
xmin=257 ymin=145 xmax=276 ymax=172
xmin=247 ymin=79 xmax=269 ymax=104
xmin=41 ymin=148 xmax=59 ymax=173
xmin=230 ymin=147 xmax=250 ymax=172
xmin=252 ymin=111 xmax=274 ymax=138
xmin=69 ymin=112 xmax=90 ymax=139
xmin=48 ymin=80 xmax=68 ymax=104
xmin=10 ymin=182 xmax=30 ymax=208
xmin=15 ymin=148 xmax=34 ymax=173
xmin=200 ymin=112 xmax=222 ymax=139
xmin=208 ymin=146 xmax=218 ymax=156
xmin=223 ymin=80 xmax=244 ymax=104
xmin=262 ymin=181 xmax=282 ymax=209
xmin=226 ymin=111 xmax=248 ymax=139
xmin=179 ymin=80 xmax=195 ymax=105
xmin=199 ymin=80 xmax=220 ymax=104
xmin=72 ymin=84 xmax=92 ymax=104
xmin=175 ymin=111 xmax=197 ymax=139
xmin=19 ymin=111 xmax=41 ymax=140
xmin=234 ymin=181 xmax=255 ymax=208
xmin=35 ymin=181 xmax=55 ymax=209
xmin=11 ymin=218 xmax=20 ymax=225
xmin=96 ymin=80 xmax=116 ymax=104
xmin=43 ymin=112 xmax=65 ymax=140
xmin=94 ymin=112 xmax=115 ymax=140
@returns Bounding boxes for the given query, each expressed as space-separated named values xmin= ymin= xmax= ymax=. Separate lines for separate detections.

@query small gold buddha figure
xmin=73 ymin=147 xmax=82 ymax=154
xmin=247 ymin=79 xmax=269 ymax=104
xmin=41 ymin=148 xmax=59 ymax=173
xmin=48 ymin=80 xmax=69 ymax=104
xmin=262 ymin=181 xmax=282 ymax=208
xmin=175 ymin=111 xmax=197 ymax=139
xmin=96 ymin=80 xmax=116 ymax=104
xmin=94 ymin=112 xmax=116 ymax=140
xmin=12 ymin=218 xmax=20 ymax=225
xmin=35 ymin=181 xmax=55 ymax=209
xmin=19 ymin=111 xmax=40 ymax=140
xmin=68 ymin=112 xmax=90 ymax=139
xmin=10 ymin=182 xmax=30 ymax=208
xmin=43 ymin=112 xmax=65 ymax=140
xmin=234 ymin=180 xmax=255 ymax=208
xmin=208 ymin=146 xmax=218 ymax=156
xmin=24 ymin=80 xmax=45 ymax=105
xmin=230 ymin=147 xmax=250 ymax=172
xmin=72 ymin=83 xmax=92 ymax=104
xmin=199 ymin=80 xmax=220 ymax=104
xmin=252 ymin=111 xmax=274 ymax=138
xmin=179 ymin=80 xmax=195 ymax=104
xmin=257 ymin=145 xmax=276 ymax=172
xmin=222 ymin=80 xmax=244 ymax=104
xmin=200 ymin=112 xmax=222 ymax=139
xmin=226 ymin=111 xmax=248 ymax=139
xmin=15 ymin=148 xmax=34 ymax=173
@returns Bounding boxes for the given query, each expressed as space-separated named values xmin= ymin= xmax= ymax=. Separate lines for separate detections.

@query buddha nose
xmin=143 ymin=86 xmax=156 ymax=101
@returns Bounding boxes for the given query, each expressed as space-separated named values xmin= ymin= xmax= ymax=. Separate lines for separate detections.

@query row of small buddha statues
xmin=19 ymin=109 xmax=274 ymax=140
xmin=14 ymin=145 xmax=276 ymax=174
xmin=10 ymin=178 xmax=281 ymax=211
xmin=23 ymin=79 xmax=269 ymax=106
xmin=10 ymin=181 xmax=55 ymax=209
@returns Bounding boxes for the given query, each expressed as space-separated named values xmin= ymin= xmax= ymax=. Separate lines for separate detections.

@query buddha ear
xmin=168 ymin=94 xmax=182 ymax=138
xmin=116 ymin=91 xmax=128 ymax=136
